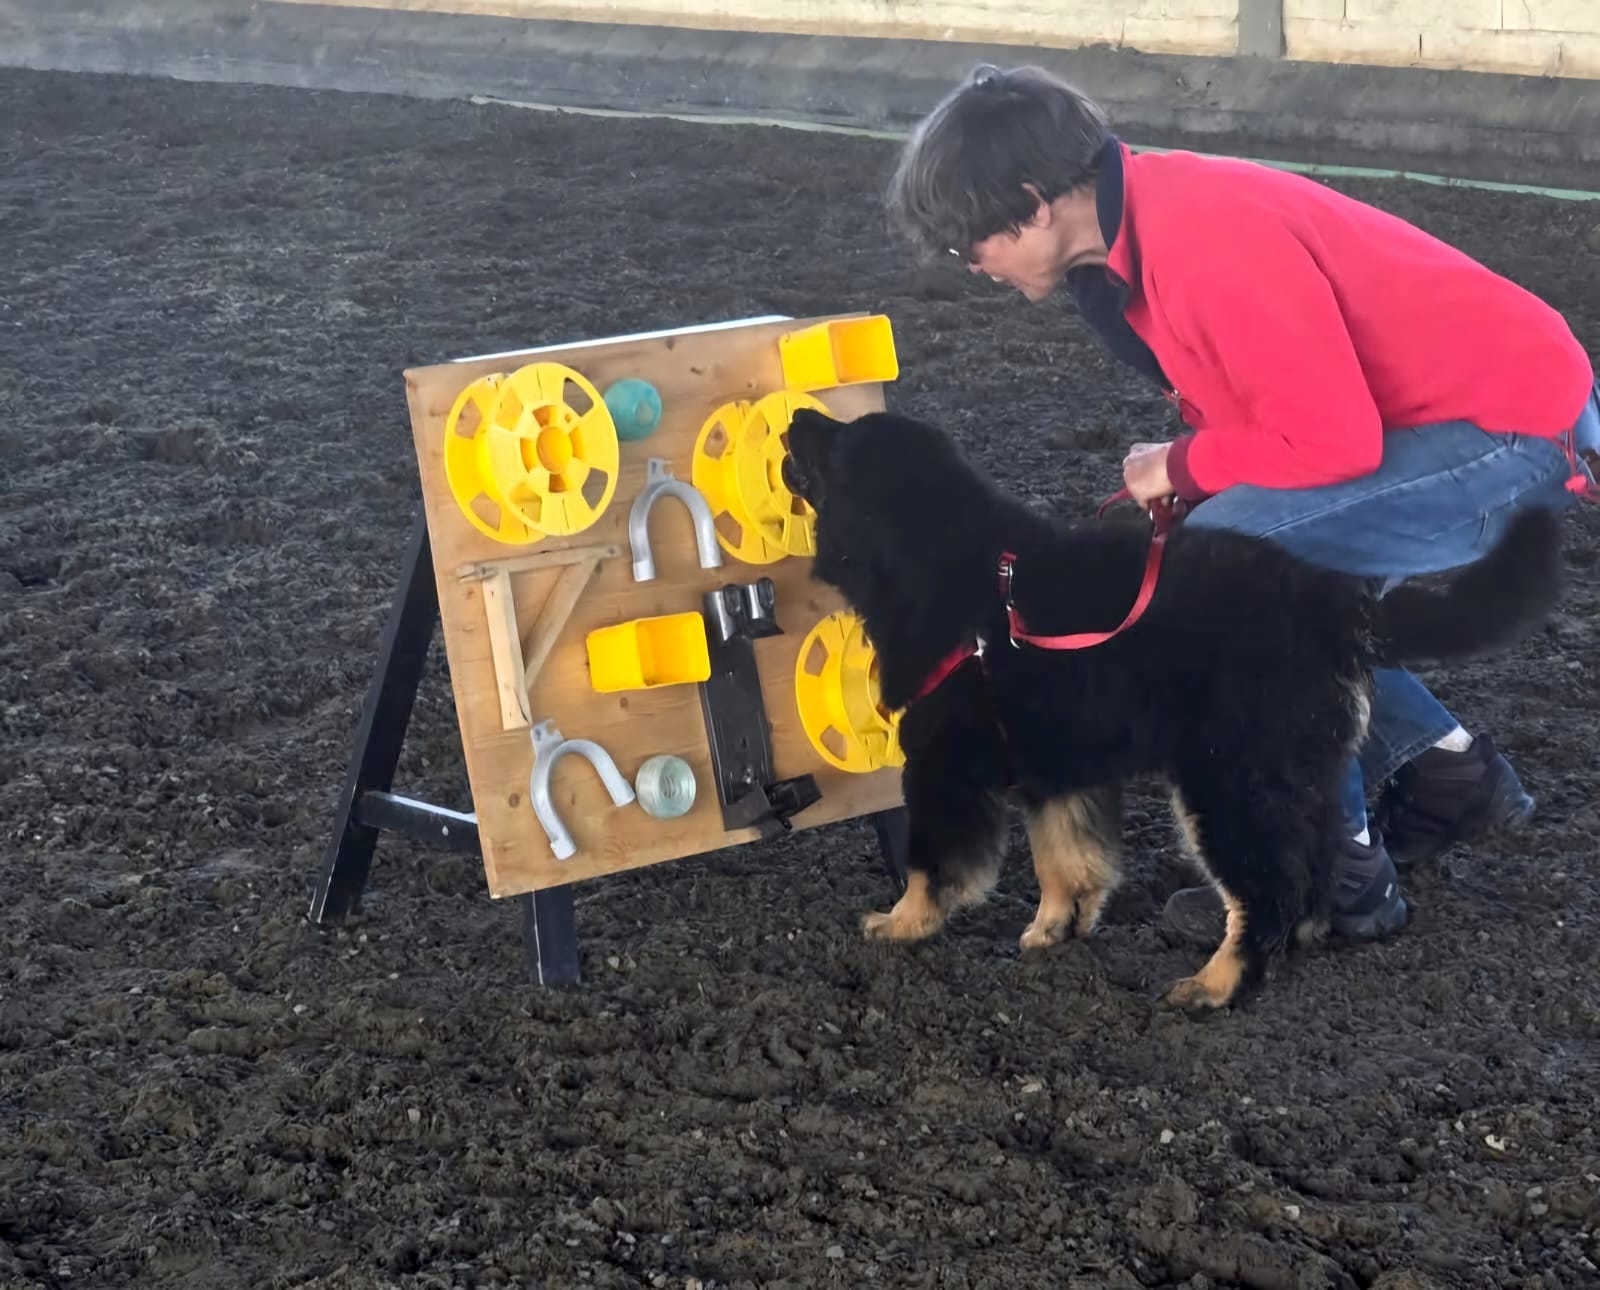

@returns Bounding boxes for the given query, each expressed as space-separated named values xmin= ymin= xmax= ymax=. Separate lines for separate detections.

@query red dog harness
xmin=909 ymin=491 xmax=1182 ymax=704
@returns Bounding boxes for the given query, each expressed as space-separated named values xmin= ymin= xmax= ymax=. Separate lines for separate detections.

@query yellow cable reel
xmin=691 ymin=390 xmax=827 ymax=565
xmin=794 ymin=610 xmax=905 ymax=774
xmin=732 ymin=390 xmax=822 ymax=558
xmin=444 ymin=373 xmax=541 ymax=545
xmin=444 ymin=361 xmax=620 ymax=544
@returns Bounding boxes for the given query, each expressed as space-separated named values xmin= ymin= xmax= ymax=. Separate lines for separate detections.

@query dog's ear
xmin=782 ymin=407 xmax=844 ymax=505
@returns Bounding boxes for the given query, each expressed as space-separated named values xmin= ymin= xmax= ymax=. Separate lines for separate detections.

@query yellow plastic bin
xmin=778 ymin=315 xmax=899 ymax=390
xmin=586 ymin=612 xmax=711 ymax=692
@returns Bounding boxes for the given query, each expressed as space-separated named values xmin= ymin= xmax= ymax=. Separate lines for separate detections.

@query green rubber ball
xmin=603 ymin=378 xmax=663 ymax=441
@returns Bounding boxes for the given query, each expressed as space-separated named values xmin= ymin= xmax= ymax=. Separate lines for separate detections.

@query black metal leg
xmin=869 ymin=806 xmax=909 ymax=891
xmin=519 ymin=886 xmax=581 ymax=986
xmin=309 ymin=510 xmax=441 ymax=924
xmin=306 ymin=507 xmax=584 ymax=989
xmin=352 ymin=791 xmax=480 ymax=855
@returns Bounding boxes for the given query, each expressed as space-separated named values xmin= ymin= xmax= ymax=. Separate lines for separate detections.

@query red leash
xmin=1560 ymin=420 xmax=1600 ymax=505
xmin=908 ymin=490 xmax=1182 ymax=704
xmin=999 ymin=489 xmax=1182 ymax=651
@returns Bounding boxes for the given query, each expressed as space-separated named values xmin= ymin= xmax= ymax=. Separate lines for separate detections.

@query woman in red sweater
xmin=887 ymin=63 xmax=1598 ymax=947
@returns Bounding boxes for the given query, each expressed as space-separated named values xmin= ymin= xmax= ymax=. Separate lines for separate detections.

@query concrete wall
xmin=283 ymin=0 xmax=1600 ymax=77
xmin=6 ymin=1 xmax=1600 ymax=188
xmin=277 ymin=0 xmax=1244 ymax=57
xmin=1286 ymin=0 xmax=1600 ymax=78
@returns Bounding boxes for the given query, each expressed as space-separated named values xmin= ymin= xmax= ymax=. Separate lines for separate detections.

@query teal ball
xmin=604 ymin=378 xmax=663 ymax=441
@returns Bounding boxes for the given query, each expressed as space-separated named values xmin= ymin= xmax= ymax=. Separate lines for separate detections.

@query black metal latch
xmin=696 ymin=578 xmax=821 ymax=838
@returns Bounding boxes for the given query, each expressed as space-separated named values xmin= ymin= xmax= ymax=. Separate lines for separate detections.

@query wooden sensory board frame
xmin=404 ymin=313 xmax=905 ymax=900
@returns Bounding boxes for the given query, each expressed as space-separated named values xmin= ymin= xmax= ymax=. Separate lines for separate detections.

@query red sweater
xmin=1102 ymin=145 xmax=1595 ymax=501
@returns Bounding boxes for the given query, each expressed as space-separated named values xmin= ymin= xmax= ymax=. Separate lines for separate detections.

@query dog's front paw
xmin=861 ymin=873 xmax=946 ymax=942
xmin=861 ymin=907 xmax=938 ymax=941
xmin=1072 ymin=889 xmax=1111 ymax=938
xmin=862 ymin=910 xmax=898 ymax=939
xmin=1024 ymin=921 xmax=1062 ymax=953
xmin=1162 ymin=972 xmax=1237 ymax=1011
xmin=1020 ymin=890 xmax=1109 ymax=951
xmin=1018 ymin=919 xmax=1064 ymax=952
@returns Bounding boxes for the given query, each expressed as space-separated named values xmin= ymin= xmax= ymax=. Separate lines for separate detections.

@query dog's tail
xmin=1370 ymin=504 xmax=1565 ymax=666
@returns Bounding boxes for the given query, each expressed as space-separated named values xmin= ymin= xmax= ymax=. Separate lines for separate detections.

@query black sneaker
xmin=1159 ymin=884 xmax=1226 ymax=949
xmin=1376 ymin=735 xmax=1535 ymax=868
xmin=1158 ymin=836 xmax=1408 ymax=948
xmin=1329 ymin=835 xmax=1409 ymax=941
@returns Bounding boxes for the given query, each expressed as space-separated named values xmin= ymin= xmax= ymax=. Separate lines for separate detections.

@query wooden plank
xmin=480 ymin=568 xmax=530 ymax=730
xmin=521 ymin=555 xmax=602 ymax=701
xmin=475 ymin=542 xmax=619 ymax=732
xmin=404 ymin=313 xmax=905 ymax=898
xmin=455 ymin=540 xmax=623 ymax=583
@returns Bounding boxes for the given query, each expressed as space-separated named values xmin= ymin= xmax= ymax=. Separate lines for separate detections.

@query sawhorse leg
xmin=308 ymin=508 xmax=581 ymax=987
xmin=519 ymin=886 xmax=579 ymax=988
xmin=869 ymin=805 xmax=909 ymax=891
xmin=309 ymin=509 xmax=439 ymax=926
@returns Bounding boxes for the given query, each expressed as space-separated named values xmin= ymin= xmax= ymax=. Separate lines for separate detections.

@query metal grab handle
xmin=628 ymin=458 xmax=723 ymax=582
xmin=527 ymin=720 xmax=636 ymax=860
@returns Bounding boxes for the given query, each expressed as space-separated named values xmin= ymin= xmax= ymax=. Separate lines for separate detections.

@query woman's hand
xmin=1123 ymin=441 xmax=1174 ymax=505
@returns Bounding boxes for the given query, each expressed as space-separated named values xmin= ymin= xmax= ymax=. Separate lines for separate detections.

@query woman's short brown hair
xmin=886 ymin=64 xmax=1110 ymax=263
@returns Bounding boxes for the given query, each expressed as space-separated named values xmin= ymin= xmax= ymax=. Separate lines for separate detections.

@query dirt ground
xmin=2 ymin=66 xmax=1598 ymax=1290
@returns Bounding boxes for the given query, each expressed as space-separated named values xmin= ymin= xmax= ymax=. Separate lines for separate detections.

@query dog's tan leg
xmin=1165 ymin=890 xmax=1248 ymax=1009
xmin=1169 ymin=787 xmax=1205 ymax=867
xmin=1020 ymin=785 xmax=1123 ymax=951
xmin=862 ymin=870 xmax=948 ymax=941
xmin=1162 ymin=787 xmax=1270 ymax=1009
xmin=863 ymin=772 xmax=1007 ymax=944
xmin=862 ymin=851 xmax=1002 ymax=941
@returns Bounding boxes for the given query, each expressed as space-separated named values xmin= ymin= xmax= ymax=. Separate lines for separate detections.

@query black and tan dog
xmin=783 ymin=406 xmax=1563 ymax=1009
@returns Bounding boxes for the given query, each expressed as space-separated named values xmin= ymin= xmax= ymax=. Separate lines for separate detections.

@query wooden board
xmin=404 ymin=313 xmax=905 ymax=898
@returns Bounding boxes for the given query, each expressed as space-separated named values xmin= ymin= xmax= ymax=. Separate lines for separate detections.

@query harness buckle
xmin=997 ymin=553 xmax=1016 ymax=602
xmin=996 ymin=553 xmax=1022 ymax=648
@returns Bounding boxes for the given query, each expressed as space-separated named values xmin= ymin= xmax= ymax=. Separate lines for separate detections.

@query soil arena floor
xmin=3 ymin=66 xmax=1599 ymax=1290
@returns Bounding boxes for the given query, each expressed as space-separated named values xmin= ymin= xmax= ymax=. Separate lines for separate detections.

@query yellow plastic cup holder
xmin=778 ymin=315 xmax=899 ymax=390
xmin=586 ymin=612 xmax=712 ymax=693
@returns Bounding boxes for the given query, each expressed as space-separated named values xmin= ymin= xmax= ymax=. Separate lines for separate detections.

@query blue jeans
xmin=1183 ymin=381 xmax=1599 ymax=836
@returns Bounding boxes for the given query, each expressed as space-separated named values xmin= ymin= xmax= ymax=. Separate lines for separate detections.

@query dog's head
xmin=781 ymin=406 xmax=843 ymax=513
xmin=783 ymin=406 xmax=871 ymax=608
xmin=783 ymin=405 xmax=1001 ymax=648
